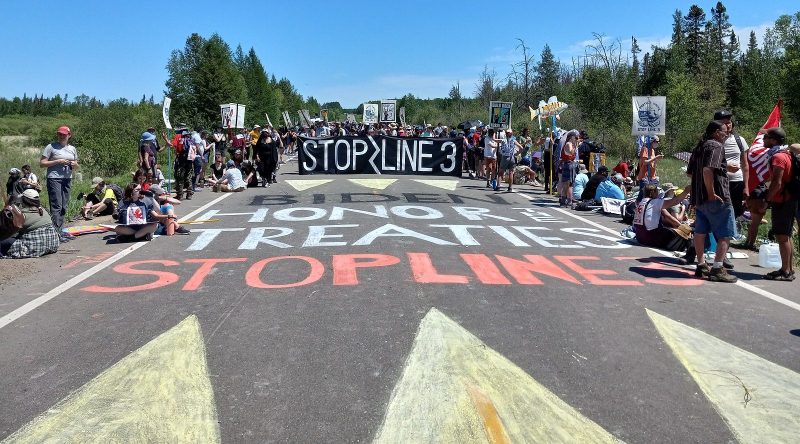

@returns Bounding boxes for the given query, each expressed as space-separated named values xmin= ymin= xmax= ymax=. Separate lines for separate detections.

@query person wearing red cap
xmin=39 ymin=126 xmax=78 ymax=243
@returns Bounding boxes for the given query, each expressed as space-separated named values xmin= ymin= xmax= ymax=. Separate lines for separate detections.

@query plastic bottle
xmin=758 ymin=242 xmax=782 ymax=268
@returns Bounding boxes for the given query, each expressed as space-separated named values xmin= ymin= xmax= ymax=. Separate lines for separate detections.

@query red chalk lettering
xmin=246 ymin=256 xmax=325 ymax=289
xmin=82 ymin=260 xmax=180 ymax=293
xmin=407 ymin=253 xmax=469 ymax=284
xmin=496 ymin=255 xmax=582 ymax=285
xmin=459 ymin=254 xmax=511 ymax=285
xmin=183 ymin=258 xmax=249 ymax=291
xmin=555 ymin=256 xmax=643 ymax=286
xmin=332 ymin=254 xmax=400 ymax=285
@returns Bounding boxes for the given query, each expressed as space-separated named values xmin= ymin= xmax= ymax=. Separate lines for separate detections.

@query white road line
xmin=517 ymin=190 xmax=800 ymax=313
xmin=0 ymin=193 xmax=232 ymax=330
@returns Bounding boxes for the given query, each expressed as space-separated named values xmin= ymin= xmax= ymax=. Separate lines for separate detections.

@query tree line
xmin=2 ymin=3 xmax=798 ymax=162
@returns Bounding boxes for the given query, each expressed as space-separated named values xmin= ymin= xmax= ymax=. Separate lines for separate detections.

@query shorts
xmin=771 ymin=200 xmax=798 ymax=236
xmin=694 ymin=201 xmax=736 ymax=239
xmin=499 ymin=157 xmax=516 ymax=171
xmin=560 ymin=161 xmax=576 ymax=183
xmin=99 ymin=199 xmax=115 ymax=215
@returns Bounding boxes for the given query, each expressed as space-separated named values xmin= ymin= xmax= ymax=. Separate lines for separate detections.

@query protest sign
xmin=363 ymin=103 xmax=378 ymax=124
xmin=265 ymin=113 xmax=273 ymax=128
xmin=297 ymin=136 xmax=463 ymax=176
xmin=489 ymin=101 xmax=512 ymax=129
xmin=321 ymin=109 xmax=329 ymax=121
xmin=632 ymin=96 xmax=666 ymax=136
xmin=301 ymin=110 xmax=313 ymax=127
xmin=346 ymin=114 xmax=356 ymax=124
xmin=282 ymin=111 xmax=292 ymax=127
xmin=220 ymin=103 xmax=246 ymax=129
xmin=399 ymin=107 xmax=406 ymax=127
xmin=380 ymin=100 xmax=397 ymax=123
xmin=162 ymin=97 xmax=172 ymax=130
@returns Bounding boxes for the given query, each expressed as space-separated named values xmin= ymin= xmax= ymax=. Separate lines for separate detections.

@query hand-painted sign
xmin=381 ymin=100 xmax=397 ymax=123
xmin=162 ymin=97 xmax=172 ymax=130
xmin=489 ymin=101 xmax=512 ymax=129
xmin=363 ymin=103 xmax=378 ymax=124
xmin=297 ymin=136 xmax=464 ymax=176
xmin=220 ymin=103 xmax=246 ymax=129
xmin=632 ymin=96 xmax=666 ymax=136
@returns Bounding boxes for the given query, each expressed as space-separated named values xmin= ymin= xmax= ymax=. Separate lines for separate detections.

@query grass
xmin=1 ymin=135 xmax=130 ymax=224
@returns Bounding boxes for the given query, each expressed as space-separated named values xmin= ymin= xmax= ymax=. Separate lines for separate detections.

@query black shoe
xmin=175 ymin=226 xmax=191 ymax=235
xmin=695 ymin=262 xmax=710 ymax=278
xmin=723 ymin=258 xmax=734 ymax=270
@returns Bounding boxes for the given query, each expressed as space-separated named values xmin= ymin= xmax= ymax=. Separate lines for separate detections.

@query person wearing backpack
xmin=761 ymin=128 xmax=796 ymax=280
xmin=0 ymin=189 xmax=60 ymax=258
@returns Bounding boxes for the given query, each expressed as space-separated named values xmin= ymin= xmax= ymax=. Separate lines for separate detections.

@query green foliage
xmin=73 ymin=104 xmax=162 ymax=177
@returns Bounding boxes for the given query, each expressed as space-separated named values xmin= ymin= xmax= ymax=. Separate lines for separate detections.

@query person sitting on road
xmin=149 ymin=185 xmax=190 ymax=236
xmin=133 ymin=168 xmax=150 ymax=192
xmin=207 ymin=153 xmax=226 ymax=187
xmin=212 ymin=160 xmax=246 ymax=193
xmin=633 ymin=184 xmax=692 ymax=250
xmin=0 ymin=189 xmax=60 ymax=258
xmin=114 ymin=183 xmax=163 ymax=242
xmin=573 ymin=164 xmax=590 ymax=201
xmin=594 ymin=173 xmax=626 ymax=201
xmin=19 ymin=165 xmax=41 ymax=192
xmin=240 ymin=160 xmax=258 ymax=188
xmin=81 ymin=177 xmax=117 ymax=220
xmin=580 ymin=165 xmax=609 ymax=201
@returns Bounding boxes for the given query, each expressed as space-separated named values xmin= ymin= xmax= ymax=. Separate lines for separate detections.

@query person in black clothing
xmin=255 ymin=131 xmax=279 ymax=186
xmin=240 ymin=160 xmax=258 ymax=188
xmin=580 ymin=165 xmax=610 ymax=201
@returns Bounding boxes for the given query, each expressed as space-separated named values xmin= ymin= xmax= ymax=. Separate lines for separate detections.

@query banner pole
xmin=551 ymin=115 xmax=557 ymax=196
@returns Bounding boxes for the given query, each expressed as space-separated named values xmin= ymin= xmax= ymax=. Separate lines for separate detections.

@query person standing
xmin=687 ymin=121 xmax=737 ymax=283
xmin=559 ymin=131 xmax=578 ymax=207
xmin=714 ymin=110 xmax=749 ymax=220
xmin=40 ymin=126 xmax=78 ymax=243
xmin=761 ymin=128 xmax=795 ymax=280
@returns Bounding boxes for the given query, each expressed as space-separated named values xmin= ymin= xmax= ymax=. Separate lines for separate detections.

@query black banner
xmin=297 ymin=136 xmax=463 ymax=176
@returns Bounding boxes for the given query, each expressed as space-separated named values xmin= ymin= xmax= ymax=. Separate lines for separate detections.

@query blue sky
xmin=0 ymin=0 xmax=794 ymax=109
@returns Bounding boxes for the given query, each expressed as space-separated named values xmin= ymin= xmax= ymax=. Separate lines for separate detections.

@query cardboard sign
xmin=632 ymin=96 xmax=666 ymax=136
xmin=489 ymin=101 xmax=512 ymax=129
xmin=363 ymin=103 xmax=378 ymax=124
xmin=162 ymin=97 xmax=172 ymax=130
xmin=380 ymin=100 xmax=397 ymax=123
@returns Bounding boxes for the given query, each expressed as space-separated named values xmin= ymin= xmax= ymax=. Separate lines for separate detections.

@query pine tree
xmin=683 ymin=5 xmax=706 ymax=73
xmin=534 ymin=44 xmax=560 ymax=100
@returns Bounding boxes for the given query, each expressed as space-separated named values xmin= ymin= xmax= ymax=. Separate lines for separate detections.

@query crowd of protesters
xmin=2 ymin=115 xmax=798 ymax=286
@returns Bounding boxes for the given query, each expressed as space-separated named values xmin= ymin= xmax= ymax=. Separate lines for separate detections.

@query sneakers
xmin=764 ymin=270 xmax=795 ymax=281
xmin=694 ymin=262 xmax=710 ymax=278
xmin=722 ymin=258 xmax=734 ymax=270
xmin=85 ymin=210 xmax=94 ymax=220
xmin=533 ymin=180 xmax=541 ymax=186
xmin=708 ymin=266 xmax=738 ymax=283
xmin=175 ymin=226 xmax=191 ymax=235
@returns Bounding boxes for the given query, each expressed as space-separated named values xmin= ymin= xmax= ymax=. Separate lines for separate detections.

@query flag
xmin=747 ymin=100 xmax=782 ymax=184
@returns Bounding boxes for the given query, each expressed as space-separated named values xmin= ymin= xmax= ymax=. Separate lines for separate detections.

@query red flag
xmin=748 ymin=100 xmax=783 ymax=185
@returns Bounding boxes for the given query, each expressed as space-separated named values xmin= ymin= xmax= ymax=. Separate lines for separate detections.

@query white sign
xmin=380 ymin=100 xmax=397 ymax=123
xmin=346 ymin=113 xmax=356 ymax=124
xmin=162 ymin=97 xmax=172 ymax=130
xmin=363 ymin=103 xmax=378 ymax=124
xmin=282 ymin=111 xmax=292 ymax=127
xmin=632 ymin=96 xmax=666 ymax=136
xmin=220 ymin=103 xmax=246 ymax=129
xmin=265 ymin=113 xmax=273 ymax=128
xmin=399 ymin=107 xmax=406 ymax=127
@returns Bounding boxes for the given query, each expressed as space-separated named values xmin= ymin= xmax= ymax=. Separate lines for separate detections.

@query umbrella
xmin=673 ymin=152 xmax=692 ymax=163
xmin=457 ymin=120 xmax=483 ymax=130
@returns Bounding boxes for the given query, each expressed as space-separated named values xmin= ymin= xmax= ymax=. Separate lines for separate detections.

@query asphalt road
xmin=1 ymin=166 xmax=799 ymax=443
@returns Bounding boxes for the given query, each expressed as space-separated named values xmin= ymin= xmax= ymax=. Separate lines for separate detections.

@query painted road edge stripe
xmin=0 ymin=193 xmax=232 ymax=330
xmin=517 ymin=191 xmax=800 ymax=314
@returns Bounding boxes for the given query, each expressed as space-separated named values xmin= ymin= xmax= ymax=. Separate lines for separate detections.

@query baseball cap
xmin=149 ymin=185 xmax=166 ymax=196
xmin=22 ymin=189 xmax=39 ymax=199
xmin=9 ymin=167 xmax=21 ymax=175
xmin=651 ymin=135 xmax=660 ymax=142
xmin=141 ymin=132 xmax=156 ymax=141
xmin=226 ymin=160 xmax=235 ymax=167
xmin=92 ymin=176 xmax=104 ymax=185
xmin=713 ymin=109 xmax=733 ymax=120
xmin=57 ymin=126 xmax=71 ymax=135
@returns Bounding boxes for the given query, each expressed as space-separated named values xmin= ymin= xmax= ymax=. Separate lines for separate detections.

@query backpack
xmin=621 ymin=200 xmax=637 ymax=225
xmin=0 ymin=203 xmax=24 ymax=241
xmin=786 ymin=152 xmax=800 ymax=199
xmin=107 ymin=183 xmax=124 ymax=202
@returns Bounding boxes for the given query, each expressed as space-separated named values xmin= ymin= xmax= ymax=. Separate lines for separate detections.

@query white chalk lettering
xmin=187 ymin=228 xmax=246 ymax=251
xmin=238 ymin=227 xmax=294 ymax=249
xmin=272 ymin=207 xmax=328 ymax=222
xmin=389 ymin=205 xmax=444 ymax=220
xmin=353 ymin=224 xmax=456 ymax=246
xmin=561 ymin=227 xmax=630 ymax=249
xmin=453 ymin=206 xmax=516 ymax=222
xmin=430 ymin=224 xmax=484 ymax=246
xmin=303 ymin=224 xmax=359 ymax=247
xmin=329 ymin=205 xmax=388 ymax=221
xmin=513 ymin=226 xmax=583 ymax=249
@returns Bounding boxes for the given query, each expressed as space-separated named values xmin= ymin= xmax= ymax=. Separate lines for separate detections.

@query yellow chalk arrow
xmin=348 ymin=178 xmax=397 ymax=190
xmin=412 ymin=179 xmax=459 ymax=190
xmin=374 ymin=308 xmax=617 ymax=443
xmin=3 ymin=316 xmax=220 ymax=444
xmin=647 ymin=309 xmax=800 ymax=443
xmin=285 ymin=179 xmax=334 ymax=191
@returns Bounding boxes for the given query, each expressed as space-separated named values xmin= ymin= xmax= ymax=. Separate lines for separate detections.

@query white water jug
xmin=758 ymin=243 xmax=782 ymax=268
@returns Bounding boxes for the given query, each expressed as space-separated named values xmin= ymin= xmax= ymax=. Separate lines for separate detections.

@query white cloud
xmin=731 ymin=22 xmax=771 ymax=49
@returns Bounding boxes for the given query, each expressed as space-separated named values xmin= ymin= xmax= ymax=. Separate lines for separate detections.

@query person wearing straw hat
xmin=633 ymin=184 xmax=691 ymax=251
